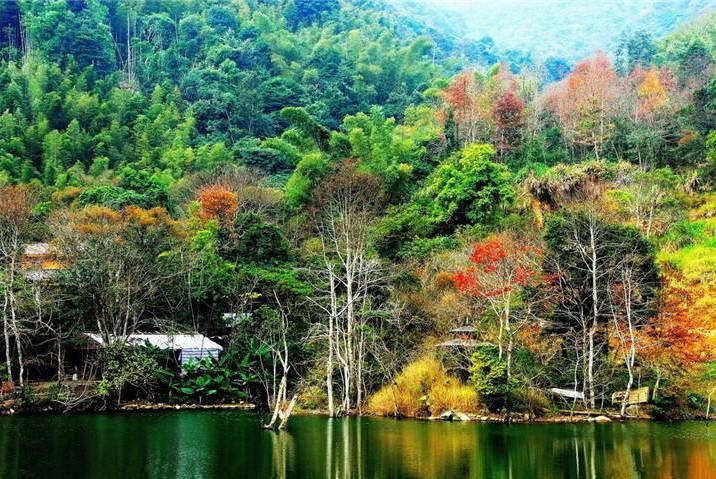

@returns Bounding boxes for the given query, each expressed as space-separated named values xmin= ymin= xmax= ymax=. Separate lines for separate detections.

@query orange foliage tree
xmin=545 ymin=52 xmax=621 ymax=159
xmin=641 ymin=268 xmax=715 ymax=398
xmin=198 ymin=184 xmax=238 ymax=225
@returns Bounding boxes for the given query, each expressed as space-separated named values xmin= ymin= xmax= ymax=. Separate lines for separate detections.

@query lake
xmin=0 ymin=411 xmax=714 ymax=478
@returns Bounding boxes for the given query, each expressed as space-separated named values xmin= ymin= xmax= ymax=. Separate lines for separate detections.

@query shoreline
xmin=2 ymin=401 xmax=713 ymax=423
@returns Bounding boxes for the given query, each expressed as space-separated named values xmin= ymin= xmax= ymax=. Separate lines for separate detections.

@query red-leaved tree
xmin=492 ymin=90 xmax=524 ymax=158
xmin=453 ymin=233 xmax=549 ymax=376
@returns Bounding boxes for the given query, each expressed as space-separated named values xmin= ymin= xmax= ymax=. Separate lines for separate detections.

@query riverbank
xmin=1 ymin=393 xmax=710 ymax=423
xmin=290 ymin=407 xmax=652 ymax=424
xmin=0 ymin=398 xmax=255 ymax=416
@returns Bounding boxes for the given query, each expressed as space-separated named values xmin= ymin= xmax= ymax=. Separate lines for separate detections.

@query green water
xmin=0 ymin=412 xmax=715 ymax=479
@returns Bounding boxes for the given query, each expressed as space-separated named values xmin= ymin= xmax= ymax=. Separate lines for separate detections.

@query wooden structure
xmin=19 ymin=242 xmax=63 ymax=281
xmin=549 ymin=388 xmax=584 ymax=400
xmin=611 ymin=386 xmax=649 ymax=405
xmin=437 ymin=326 xmax=484 ymax=348
xmin=84 ymin=333 xmax=223 ymax=366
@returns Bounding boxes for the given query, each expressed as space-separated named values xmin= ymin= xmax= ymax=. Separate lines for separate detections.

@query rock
xmin=439 ymin=410 xmax=454 ymax=420
xmin=625 ymin=405 xmax=640 ymax=417
xmin=593 ymin=415 xmax=611 ymax=423
xmin=454 ymin=412 xmax=471 ymax=421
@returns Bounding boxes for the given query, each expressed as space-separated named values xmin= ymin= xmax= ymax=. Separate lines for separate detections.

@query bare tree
xmin=0 ymin=185 xmax=36 ymax=386
xmin=309 ymin=161 xmax=387 ymax=415
xmin=51 ymin=206 xmax=184 ymax=344
xmin=260 ymin=292 xmax=298 ymax=429
xmin=607 ymin=254 xmax=655 ymax=416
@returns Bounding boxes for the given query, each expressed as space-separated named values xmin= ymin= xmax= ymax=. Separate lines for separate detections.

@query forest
xmin=0 ymin=0 xmax=715 ymax=421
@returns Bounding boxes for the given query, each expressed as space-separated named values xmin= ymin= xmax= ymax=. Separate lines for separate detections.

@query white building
xmin=85 ymin=333 xmax=223 ymax=365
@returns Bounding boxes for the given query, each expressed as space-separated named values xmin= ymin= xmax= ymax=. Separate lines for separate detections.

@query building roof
xmin=449 ymin=326 xmax=478 ymax=333
xmin=23 ymin=243 xmax=54 ymax=256
xmin=20 ymin=269 xmax=58 ymax=281
xmin=436 ymin=339 xmax=496 ymax=348
xmin=85 ymin=333 xmax=223 ymax=351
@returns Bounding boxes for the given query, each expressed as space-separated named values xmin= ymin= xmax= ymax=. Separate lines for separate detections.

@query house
xmin=84 ymin=333 xmax=223 ymax=366
xmin=19 ymin=242 xmax=63 ymax=281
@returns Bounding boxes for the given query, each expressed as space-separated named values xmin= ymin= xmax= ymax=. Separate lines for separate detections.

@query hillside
xmin=0 ymin=0 xmax=714 ymax=424
xmin=390 ymin=0 xmax=716 ymax=61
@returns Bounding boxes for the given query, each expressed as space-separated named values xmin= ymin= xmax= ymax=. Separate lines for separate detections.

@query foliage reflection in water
xmin=0 ymin=412 xmax=715 ymax=478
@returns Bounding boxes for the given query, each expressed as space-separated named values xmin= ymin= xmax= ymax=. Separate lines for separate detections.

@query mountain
xmin=388 ymin=0 xmax=716 ymax=61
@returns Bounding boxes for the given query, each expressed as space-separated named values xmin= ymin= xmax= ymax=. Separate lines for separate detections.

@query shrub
xmin=469 ymin=345 xmax=516 ymax=412
xmin=651 ymin=386 xmax=705 ymax=420
xmin=366 ymin=355 xmax=479 ymax=417
xmin=171 ymin=350 xmax=256 ymax=405
xmin=95 ymin=343 xmax=172 ymax=402
xmin=78 ymin=186 xmax=151 ymax=209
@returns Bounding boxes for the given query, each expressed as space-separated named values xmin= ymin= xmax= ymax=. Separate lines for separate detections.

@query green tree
xmin=423 ymin=144 xmax=513 ymax=229
xmin=470 ymin=345 xmax=515 ymax=411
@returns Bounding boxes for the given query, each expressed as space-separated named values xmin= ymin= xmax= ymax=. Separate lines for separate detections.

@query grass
xmin=366 ymin=355 xmax=479 ymax=417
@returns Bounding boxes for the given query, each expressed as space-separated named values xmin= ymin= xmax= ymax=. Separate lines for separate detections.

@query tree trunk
xmin=505 ymin=313 xmax=513 ymax=378
xmin=264 ymin=374 xmax=287 ymax=429
xmin=326 ymin=266 xmax=336 ymax=417
xmin=2 ymin=289 xmax=12 ymax=382
xmin=652 ymin=371 xmax=661 ymax=400
xmin=587 ymin=221 xmax=599 ymax=409
xmin=278 ymin=395 xmax=297 ymax=430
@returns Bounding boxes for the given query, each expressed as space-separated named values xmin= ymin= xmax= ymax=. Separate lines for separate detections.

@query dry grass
xmin=366 ymin=356 xmax=479 ymax=417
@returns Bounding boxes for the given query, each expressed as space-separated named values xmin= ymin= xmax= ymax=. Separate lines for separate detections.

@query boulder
xmin=439 ymin=410 xmax=454 ymax=420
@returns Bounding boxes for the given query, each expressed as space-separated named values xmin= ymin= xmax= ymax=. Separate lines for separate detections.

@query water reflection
xmin=0 ymin=412 xmax=715 ymax=479
xmin=265 ymin=418 xmax=716 ymax=479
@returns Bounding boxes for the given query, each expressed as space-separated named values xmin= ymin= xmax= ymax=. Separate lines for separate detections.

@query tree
xmin=641 ymin=266 xmax=715 ymax=400
xmin=607 ymin=256 xmax=657 ymax=415
xmin=544 ymin=208 xmax=658 ymax=408
xmin=198 ymin=184 xmax=238 ymax=226
xmin=624 ymin=67 xmax=681 ymax=168
xmin=469 ymin=344 xmax=514 ymax=411
xmin=613 ymin=168 xmax=683 ymax=237
xmin=423 ymin=144 xmax=513 ymax=229
xmin=545 ymin=52 xmax=621 ymax=159
xmin=77 ymin=186 xmax=152 ymax=210
xmin=453 ymin=233 xmax=547 ymax=377
xmin=310 ymin=161 xmax=387 ymax=415
xmin=54 ymin=206 xmax=183 ymax=343
xmin=0 ymin=185 xmax=36 ymax=385
xmin=615 ymin=30 xmax=656 ymax=75
xmin=492 ymin=90 xmax=524 ymax=158
xmin=22 ymin=0 xmax=116 ymax=74
xmin=226 ymin=213 xmax=293 ymax=266
xmin=118 ymin=168 xmax=170 ymax=209
xmin=442 ymin=71 xmax=484 ymax=146
xmin=286 ymin=0 xmax=340 ymax=28
xmin=284 ymin=153 xmax=330 ymax=208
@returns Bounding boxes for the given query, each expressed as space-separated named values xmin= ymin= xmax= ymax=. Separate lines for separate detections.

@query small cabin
xmin=84 ymin=333 xmax=223 ymax=366
xmin=19 ymin=242 xmax=63 ymax=281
